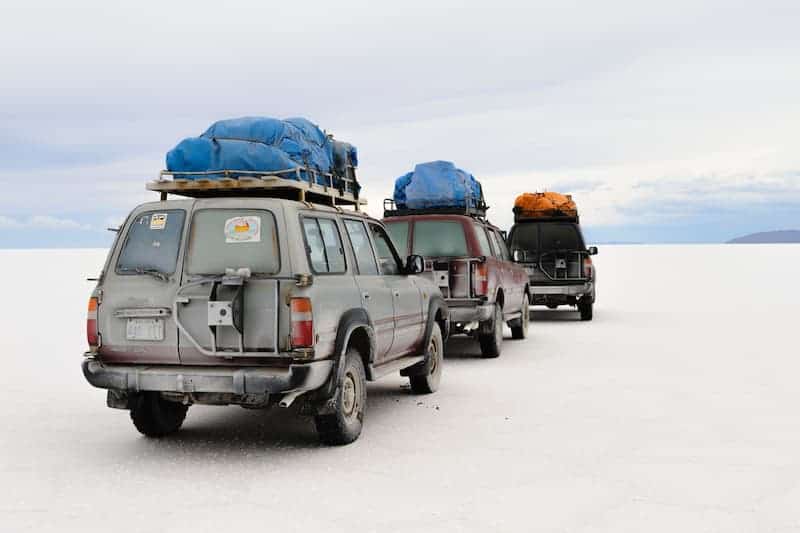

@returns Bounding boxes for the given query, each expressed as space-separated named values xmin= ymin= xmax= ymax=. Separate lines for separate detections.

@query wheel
xmin=479 ymin=304 xmax=503 ymax=358
xmin=409 ymin=322 xmax=443 ymax=394
xmin=579 ymin=298 xmax=593 ymax=321
xmin=315 ymin=348 xmax=367 ymax=445
xmin=510 ymin=294 xmax=530 ymax=340
xmin=130 ymin=392 xmax=188 ymax=438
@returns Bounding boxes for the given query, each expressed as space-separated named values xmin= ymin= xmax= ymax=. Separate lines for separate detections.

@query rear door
xmin=177 ymin=206 xmax=283 ymax=364
xmin=97 ymin=206 xmax=189 ymax=365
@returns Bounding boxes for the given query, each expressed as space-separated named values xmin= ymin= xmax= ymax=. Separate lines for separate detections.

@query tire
xmin=479 ymin=304 xmax=503 ymax=358
xmin=130 ymin=392 xmax=188 ymax=438
xmin=315 ymin=348 xmax=367 ymax=445
xmin=409 ymin=322 xmax=443 ymax=394
xmin=579 ymin=298 xmax=593 ymax=321
xmin=510 ymin=294 xmax=530 ymax=340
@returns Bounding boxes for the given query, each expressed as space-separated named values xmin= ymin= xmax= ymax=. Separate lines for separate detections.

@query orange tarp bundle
xmin=513 ymin=192 xmax=578 ymax=219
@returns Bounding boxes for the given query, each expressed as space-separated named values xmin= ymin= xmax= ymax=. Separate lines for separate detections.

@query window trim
xmin=300 ymin=214 xmax=348 ymax=276
xmin=342 ymin=217 xmax=380 ymax=276
xmin=115 ymin=208 xmax=188 ymax=276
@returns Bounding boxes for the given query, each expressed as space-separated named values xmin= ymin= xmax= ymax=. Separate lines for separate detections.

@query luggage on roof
xmin=392 ymin=161 xmax=485 ymax=212
xmin=513 ymin=192 xmax=578 ymax=221
xmin=164 ymin=116 xmax=358 ymax=192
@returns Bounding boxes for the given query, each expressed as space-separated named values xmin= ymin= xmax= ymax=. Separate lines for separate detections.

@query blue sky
xmin=1 ymin=0 xmax=799 ymax=247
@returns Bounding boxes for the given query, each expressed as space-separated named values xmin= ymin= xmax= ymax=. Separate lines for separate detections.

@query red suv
xmin=384 ymin=207 xmax=529 ymax=357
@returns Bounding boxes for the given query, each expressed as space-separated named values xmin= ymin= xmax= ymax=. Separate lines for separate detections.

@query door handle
xmin=393 ymin=290 xmax=400 ymax=297
xmin=362 ymin=291 xmax=370 ymax=300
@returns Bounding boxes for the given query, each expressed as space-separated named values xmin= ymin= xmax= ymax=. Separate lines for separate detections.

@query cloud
xmin=1 ymin=1 xmax=799 ymax=244
xmin=0 ymin=215 xmax=95 ymax=231
xmin=0 ymin=215 xmax=22 ymax=228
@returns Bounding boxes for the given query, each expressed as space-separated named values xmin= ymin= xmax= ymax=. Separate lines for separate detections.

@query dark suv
xmin=508 ymin=219 xmax=597 ymax=320
xmin=384 ymin=210 xmax=529 ymax=357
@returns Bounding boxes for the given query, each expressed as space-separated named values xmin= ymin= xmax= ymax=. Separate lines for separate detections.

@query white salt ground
xmin=1 ymin=244 xmax=798 ymax=532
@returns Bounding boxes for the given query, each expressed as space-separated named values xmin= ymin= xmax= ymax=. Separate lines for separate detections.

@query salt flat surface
xmin=1 ymin=245 xmax=799 ymax=532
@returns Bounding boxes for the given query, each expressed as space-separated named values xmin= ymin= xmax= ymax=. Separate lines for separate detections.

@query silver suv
xmin=83 ymin=186 xmax=447 ymax=445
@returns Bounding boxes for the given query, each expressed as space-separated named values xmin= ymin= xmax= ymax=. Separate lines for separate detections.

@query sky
xmin=1 ymin=0 xmax=799 ymax=247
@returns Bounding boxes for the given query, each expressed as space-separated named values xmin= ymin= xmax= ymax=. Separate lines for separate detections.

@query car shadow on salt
xmin=529 ymin=309 xmax=583 ymax=322
xmin=127 ymin=383 xmax=420 ymax=451
xmin=443 ymin=336 xmax=490 ymax=359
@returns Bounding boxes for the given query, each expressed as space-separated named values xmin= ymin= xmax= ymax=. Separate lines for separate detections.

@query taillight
xmin=290 ymin=297 xmax=314 ymax=348
xmin=583 ymin=257 xmax=593 ymax=278
xmin=87 ymin=297 xmax=99 ymax=351
xmin=472 ymin=261 xmax=489 ymax=297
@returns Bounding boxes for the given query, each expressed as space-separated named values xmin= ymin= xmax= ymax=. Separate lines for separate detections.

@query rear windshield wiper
xmin=120 ymin=266 xmax=170 ymax=282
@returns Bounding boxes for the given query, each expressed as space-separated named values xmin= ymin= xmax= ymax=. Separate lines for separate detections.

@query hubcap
xmin=342 ymin=372 xmax=357 ymax=417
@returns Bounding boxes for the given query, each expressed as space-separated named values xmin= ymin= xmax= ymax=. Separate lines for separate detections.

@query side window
xmin=302 ymin=217 xmax=346 ymax=274
xmin=369 ymin=224 xmax=402 ymax=276
xmin=491 ymin=230 xmax=511 ymax=261
xmin=473 ymin=223 xmax=493 ymax=256
xmin=344 ymin=219 xmax=379 ymax=275
xmin=318 ymin=219 xmax=346 ymax=273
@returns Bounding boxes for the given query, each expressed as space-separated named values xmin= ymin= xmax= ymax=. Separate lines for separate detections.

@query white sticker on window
xmin=224 ymin=216 xmax=261 ymax=243
xmin=150 ymin=213 xmax=167 ymax=230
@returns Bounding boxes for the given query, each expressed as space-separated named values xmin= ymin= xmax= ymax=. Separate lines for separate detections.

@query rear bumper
xmin=531 ymin=281 xmax=593 ymax=296
xmin=81 ymin=357 xmax=333 ymax=395
xmin=447 ymin=300 xmax=494 ymax=323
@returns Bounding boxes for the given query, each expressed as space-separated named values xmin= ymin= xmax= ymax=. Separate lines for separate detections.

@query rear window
xmin=540 ymin=223 xmax=583 ymax=250
xmin=509 ymin=223 xmax=539 ymax=252
xmin=117 ymin=210 xmax=186 ymax=275
xmin=186 ymin=209 xmax=279 ymax=275
xmin=385 ymin=221 xmax=410 ymax=257
xmin=412 ymin=220 xmax=468 ymax=257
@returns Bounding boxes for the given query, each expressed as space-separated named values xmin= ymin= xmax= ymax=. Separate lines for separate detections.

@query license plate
xmin=126 ymin=318 xmax=164 ymax=341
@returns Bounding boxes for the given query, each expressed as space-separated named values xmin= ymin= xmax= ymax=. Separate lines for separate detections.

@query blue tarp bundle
xmin=393 ymin=161 xmax=484 ymax=210
xmin=165 ymin=117 xmax=358 ymax=189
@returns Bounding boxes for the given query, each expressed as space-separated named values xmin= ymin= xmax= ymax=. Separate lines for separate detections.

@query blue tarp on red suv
xmin=393 ymin=161 xmax=483 ymax=210
xmin=165 ymin=117 xmax=357 ymax=187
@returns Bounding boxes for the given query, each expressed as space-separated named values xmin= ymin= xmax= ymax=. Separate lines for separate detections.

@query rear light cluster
xmin=87 ymin=297 xmax=99 ymax=351
xmin=472 ymin=261 xmax=489 ymax=297
xmin=290 ymin=297 xmax=314 ymax=348
xmin=583 ymin=257 xmax=593 ymax=278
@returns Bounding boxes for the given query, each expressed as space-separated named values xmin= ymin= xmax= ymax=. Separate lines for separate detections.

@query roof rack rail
xmin=147 ymin=166 xmax=365 ymax=209
xmin=512 ymin=208 xmax=579 ymax=223
xmin=383 ymin=198 xmax=489 ymax=219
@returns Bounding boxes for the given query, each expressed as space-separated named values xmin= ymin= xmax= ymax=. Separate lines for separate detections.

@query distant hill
xmin=727 ymin=230 xmax=800 ymax=244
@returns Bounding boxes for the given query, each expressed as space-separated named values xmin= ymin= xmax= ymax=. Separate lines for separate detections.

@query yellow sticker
xmin=150 ymin=213 xmax=167 ymax=230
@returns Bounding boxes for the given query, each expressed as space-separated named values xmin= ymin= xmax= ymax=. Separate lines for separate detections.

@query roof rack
xmin=513 ymin=207 xmax=579 ymax=223
xmin=383 ymin=198 xmax=489 ymax=220
xmin=147 ymin=166 xmax=365 ymax=209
